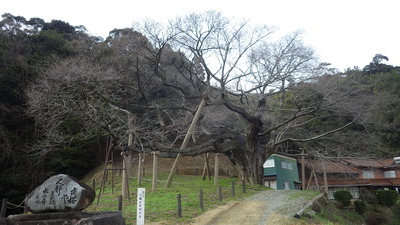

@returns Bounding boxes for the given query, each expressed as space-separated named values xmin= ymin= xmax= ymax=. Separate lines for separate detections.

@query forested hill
xmin=1 ymin=12 xmax=399 ymax=213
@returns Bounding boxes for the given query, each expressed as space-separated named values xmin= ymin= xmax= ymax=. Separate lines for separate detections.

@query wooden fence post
xmin=1 ymin=198 xmax=7 ymax=218
xmin=218 ymin=186 xmax=222 ymax=202
xmin=214 ymin=153 xmax=220 ymax=186
xmin=231 ymin=181 xmax=235 ymax=197
xmin=242 ymin=180 xmax=246 ymax=193
xmin=23 ymin=195 xmax=28 ymax=214
xmin=118 ymin=195 xmax=123 ymax=211
xmin=177 ymin=194 xmax=182 ymax=218
xmin=199 ymin=189 xmax=204 ymax=210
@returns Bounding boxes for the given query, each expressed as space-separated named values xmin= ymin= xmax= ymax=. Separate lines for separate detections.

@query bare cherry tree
xmin=26 ymin=11 xmax=372 ymax=186
xmin=135 ymin=11 xmax=370 ymax=185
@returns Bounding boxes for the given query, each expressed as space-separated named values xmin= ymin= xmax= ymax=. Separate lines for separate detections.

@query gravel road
xmin=191 ymin=190 xmax=317 ymax=225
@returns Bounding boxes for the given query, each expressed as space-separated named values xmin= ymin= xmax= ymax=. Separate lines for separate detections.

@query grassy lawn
xmin=84 ymin=173 xmax=269 ymax=224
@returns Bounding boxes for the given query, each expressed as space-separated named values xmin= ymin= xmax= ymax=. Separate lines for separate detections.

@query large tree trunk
xmin=245 ymin=117 xmax=265 ymax=186
xmin=227 ymin=118 xmax=265 ymax=186
xmin=230 ymin=146 xmax=265 ymax=186
xmin=244 ymin=95 xmax=267 ymax=186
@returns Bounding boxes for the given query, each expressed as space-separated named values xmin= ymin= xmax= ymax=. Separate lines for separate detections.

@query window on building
xmin=362 ymin=171 xmax=374 ymax=178
xmin=281 ymin=161 xmax=292 ymax=170
xmin=384 ymin=170 xmax=396 ymax=178
xmin=263 ymin=158 xmax=275 ymax=168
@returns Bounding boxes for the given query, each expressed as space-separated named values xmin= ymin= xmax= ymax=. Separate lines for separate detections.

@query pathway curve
xmin=191 ymin=190 xmax=316 ymax=225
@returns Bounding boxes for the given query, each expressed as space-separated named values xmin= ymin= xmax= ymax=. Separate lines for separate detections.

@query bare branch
xmin=275 ymin=113 xmax=362 ymax=145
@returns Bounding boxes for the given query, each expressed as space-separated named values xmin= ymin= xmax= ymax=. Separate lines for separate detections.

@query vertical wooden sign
xmin=136 ymin=188 xmax=145 ymax=225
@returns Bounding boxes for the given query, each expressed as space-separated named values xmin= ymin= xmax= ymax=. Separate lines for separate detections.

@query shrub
xmin=360 ymin=188 xmax=378 ymax=204
xmin=354 ymin=200 xmax=367 ymax=215
xmin=392 ymin=203 xmax=400 ymax=220
xmin=365 ymin=211 xmax=388 ymax=225
xmin=333 ymin=190 xmax=353 ymax=207
xmin=373 ymin=190 xmax=398 ymax=206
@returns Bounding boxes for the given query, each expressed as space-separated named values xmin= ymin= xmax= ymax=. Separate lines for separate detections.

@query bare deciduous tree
xmin=27 ymin=11 xmax=374 ymax=186
xmin=136 ymin=11 xmax=371 ymax=185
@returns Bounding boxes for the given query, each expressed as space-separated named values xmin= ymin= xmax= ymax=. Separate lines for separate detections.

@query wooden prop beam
xmin=165 ymin=96 xmax=206 ymax=188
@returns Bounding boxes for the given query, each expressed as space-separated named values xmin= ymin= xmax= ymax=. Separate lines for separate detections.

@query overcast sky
xmin=2 ymin=0 xmax=399 ymax=71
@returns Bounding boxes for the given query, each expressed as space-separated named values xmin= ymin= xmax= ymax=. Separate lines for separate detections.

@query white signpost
xmin=136 ymin=188 xmax=145 ymax=225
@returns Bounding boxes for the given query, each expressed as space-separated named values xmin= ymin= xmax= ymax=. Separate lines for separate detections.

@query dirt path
xmin=191 ymin=201 xmax=267 ymax=225
xmin=190 ymin=190 xmax=313 ymax=225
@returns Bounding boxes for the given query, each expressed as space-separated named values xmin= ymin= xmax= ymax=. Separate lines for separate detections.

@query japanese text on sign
xmin=136 ymin=188 xmax=145 ymax=225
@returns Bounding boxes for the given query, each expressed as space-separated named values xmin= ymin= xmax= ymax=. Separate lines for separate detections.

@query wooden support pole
xmin=165 ymin=97 xmax=206 ymax=188
xmin=1 ymin=198 xmax=7 ymax=218
xmin=294 ymin=193 xmax=325 ymax=219
xmin=301 ymin=149 xmax=306 ymax=190
xmin=137 ymin=153 xmax=143 ymax=186
xmin=97 ymin=137 xmax=113 ymax=205
xmin=122 ymin=154 xmax=131 ymax=201
xmin=202 ymin=153 xmax=211 ymax=181
xmin=313 ymin=171 xmax=320 ymax=192
xmin=121 ymin=154 xmax=127 ymax=195
xmin=322 ymin=161 xmax=328 ymax=195
xmin=122 ymin=123 xmax=133 ymax=198
xmin=111 ymin=151 xmax=115 ymax=194
xmin=306 ymin=169 xmax=314 ymax=190
xmin=152 ymin=152 xmax=158 ymax=191
xmin=214 ymin=153 xmax=220 ymax=186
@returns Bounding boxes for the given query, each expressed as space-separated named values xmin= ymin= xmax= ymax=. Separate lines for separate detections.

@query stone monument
xmin=25 ymin=174 xmax=95 ymax=213
xmin=4 ymin=174 xmax=126 ymax=225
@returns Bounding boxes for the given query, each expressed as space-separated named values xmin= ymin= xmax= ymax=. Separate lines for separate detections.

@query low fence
xmin=0 ymin=198 xmax=26 ymax=218
xmin=2 ymin=180 xmax=248 ymax=219
xmin=114 ymin=180 xmax=247 ymax=218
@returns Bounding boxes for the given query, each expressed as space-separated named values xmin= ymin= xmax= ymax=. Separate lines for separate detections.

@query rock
xmin=25 ymin=174 xmax=95 ymax=213
xmin=7 ymin=211 xmax=126 ymax=225
xmin=0 ymin=218 xmax=7 ymax=225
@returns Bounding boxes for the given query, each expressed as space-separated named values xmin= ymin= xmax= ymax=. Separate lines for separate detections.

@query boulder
xmin=0 ymin=218 xmax=7 ymax=225
xmin=7 ymin=211 xmax=126 ymax=225
xmin=25 ymin=174 xmax=95 ymax=213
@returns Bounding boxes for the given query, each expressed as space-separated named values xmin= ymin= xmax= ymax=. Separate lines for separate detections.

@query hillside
xmin=82 ymin=152 xmax=236 ymax=183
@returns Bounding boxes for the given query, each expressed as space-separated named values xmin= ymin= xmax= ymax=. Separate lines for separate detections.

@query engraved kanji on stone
xmin=55 ymin=178 xmax=64 ymax=196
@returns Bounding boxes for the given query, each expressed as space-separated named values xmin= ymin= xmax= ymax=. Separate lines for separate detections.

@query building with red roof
xmin=298 ymin=157 xmax=400 ymax=199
